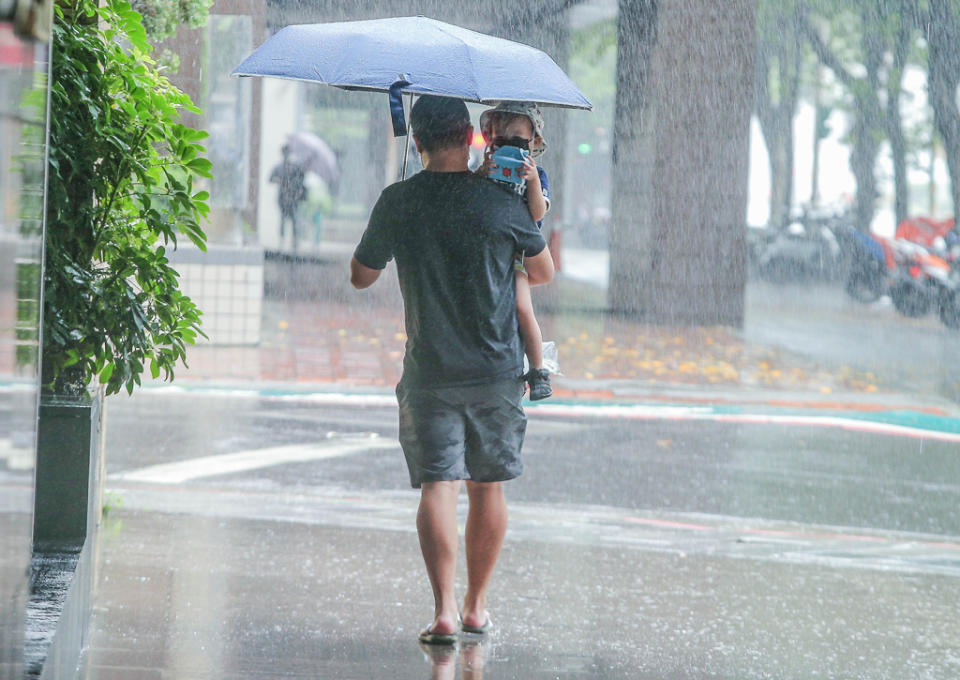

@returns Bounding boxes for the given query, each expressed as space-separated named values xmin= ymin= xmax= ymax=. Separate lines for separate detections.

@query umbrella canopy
xmin=285 ymin=131 xmax=340 ymax=186
xmin=232 ymin=16 xmax=592 ymax=111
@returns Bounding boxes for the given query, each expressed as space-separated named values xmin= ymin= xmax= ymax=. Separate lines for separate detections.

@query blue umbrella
xmin=232 ymin=16 xmax=592 ymax=111
xmin=233 ymin=16 xmax=592 ymax=176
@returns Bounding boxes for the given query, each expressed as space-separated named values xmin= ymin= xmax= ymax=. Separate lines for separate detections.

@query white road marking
xmin=531 ymin=404 xmax=960 ymax=443
xmin=110 ymin=435 xmax=400 ymax=484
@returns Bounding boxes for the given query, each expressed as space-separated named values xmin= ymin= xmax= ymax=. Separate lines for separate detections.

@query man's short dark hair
xmin=410 ymin=96 xmax=471 ymax=153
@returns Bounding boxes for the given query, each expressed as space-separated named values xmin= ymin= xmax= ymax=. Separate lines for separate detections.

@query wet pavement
xmin=74 ymin=384 xmax=960 ymax=679
xmin=80 ymin=492 xmax=960 ymax=679
xmin=66 ymin=271 xmax=960 ymax=679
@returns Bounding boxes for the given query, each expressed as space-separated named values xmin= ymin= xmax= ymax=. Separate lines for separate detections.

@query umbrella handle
xmin=400 ymin=92 xmax=414 ymax=181
xmin=388 ymin=75 xmax=410 ymax=137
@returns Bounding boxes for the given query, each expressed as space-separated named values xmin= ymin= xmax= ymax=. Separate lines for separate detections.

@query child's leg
xmin=515 ymin=271 xmax=543 ymax=369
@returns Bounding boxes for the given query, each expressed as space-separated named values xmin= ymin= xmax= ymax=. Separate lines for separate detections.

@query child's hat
xmin=479 ymin=102 xmax=547 ymax=157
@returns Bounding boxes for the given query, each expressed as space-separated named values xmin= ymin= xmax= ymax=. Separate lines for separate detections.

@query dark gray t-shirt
xmin=354 ymin=170 xmax=546 ymax=387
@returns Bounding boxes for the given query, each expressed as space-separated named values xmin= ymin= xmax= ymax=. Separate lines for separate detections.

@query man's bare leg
xmin=418 ymin=480 xmax=462 ymax=635
xmin=461 ymin=481 xmax=507 ymax=629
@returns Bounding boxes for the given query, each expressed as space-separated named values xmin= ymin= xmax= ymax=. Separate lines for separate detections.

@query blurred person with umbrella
xmin=285 ymin=131 xmax=341 ymax=195
xmin=284 ymin=131 xmax=341 ymax=246
xmin=269 ymin=144 xmax=307 ymax=249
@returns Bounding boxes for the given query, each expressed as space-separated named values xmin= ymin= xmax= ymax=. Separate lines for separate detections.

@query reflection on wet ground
xmin=80 ymin=505 xmax=960 ymax=679
xmin=420 ymin=638 xmax=487 ymax=680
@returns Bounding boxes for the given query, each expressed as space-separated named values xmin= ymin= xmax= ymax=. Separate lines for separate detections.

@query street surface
xmin=745 ymin=280 xmax=960 ymax=402
xmin=78 ymin=386 xmax=960 ymax=679
xmin=70 ymin=258 xmax=960 ymax=678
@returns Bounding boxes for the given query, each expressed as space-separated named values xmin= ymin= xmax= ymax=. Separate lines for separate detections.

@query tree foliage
xmin=45 ymin=0 xmax=211 ymax=396
xmin=129 ymin=0 xmax=212 ymax=42
xmin=799 ymin=0 xmax=920 ymax=229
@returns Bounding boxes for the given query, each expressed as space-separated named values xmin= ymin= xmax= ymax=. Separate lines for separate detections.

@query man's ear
xmin=465 ymin=124 xmax=474 ymax=146
xmin=413 ymin=134 xmax=423 ymax=154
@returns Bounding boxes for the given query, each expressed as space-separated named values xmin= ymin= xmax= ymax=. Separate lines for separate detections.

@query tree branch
xmin=798 ymin=12 xmax=855 ymax=89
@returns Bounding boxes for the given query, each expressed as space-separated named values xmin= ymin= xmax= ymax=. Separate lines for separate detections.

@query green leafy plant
xmin=45 ymin=0 xmax=211 ymax=396
xmin=130 ymin=0 xmax=212 ymax=42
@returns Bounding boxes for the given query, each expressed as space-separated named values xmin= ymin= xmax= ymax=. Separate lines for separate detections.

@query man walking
xmin=350 ymin=96 xmax=553 ymax=643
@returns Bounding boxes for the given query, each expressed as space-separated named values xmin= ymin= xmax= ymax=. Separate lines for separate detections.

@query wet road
xmin=101 ymin=390 xmax=960 ymax=536
xmin=745 ymin=281 xmax=960 ymax=401
xmin=78 ymin=388 xmax=960 ymax=679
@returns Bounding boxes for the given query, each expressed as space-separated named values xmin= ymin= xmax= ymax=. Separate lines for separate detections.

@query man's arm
xmin=350 ymin=257 xmax=382 ymax=289
xmin=523 ymin=245 xmax=554 ymax=286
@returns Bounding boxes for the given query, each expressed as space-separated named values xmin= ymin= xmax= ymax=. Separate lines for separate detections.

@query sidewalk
xmin=179 ymin=293 xmax=892 ymax=401
xmin=79 ymin=470 xmax=960 ymax=679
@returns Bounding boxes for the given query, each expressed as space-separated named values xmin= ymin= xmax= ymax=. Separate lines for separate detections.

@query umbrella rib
xmin=428 ymin=20 xmax=482 ymax=102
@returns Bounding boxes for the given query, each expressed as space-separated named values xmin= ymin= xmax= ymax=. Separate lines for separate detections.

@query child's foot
xmin=526 ymin=368 xmax=552 ymax=401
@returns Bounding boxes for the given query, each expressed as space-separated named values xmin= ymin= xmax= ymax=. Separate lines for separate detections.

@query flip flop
xmin=459 ymin=613 xmax=493 ymax=635
xmin=418 ymin=625 xmax=458 ymax=645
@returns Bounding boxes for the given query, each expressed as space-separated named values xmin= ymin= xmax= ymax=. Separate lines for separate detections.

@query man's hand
xmin=350 ymin=257 xmax=382 ymax=289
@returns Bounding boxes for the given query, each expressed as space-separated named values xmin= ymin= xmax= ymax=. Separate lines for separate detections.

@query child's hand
xmin=520 ymin=156 xmax=540 ymax=188
xmin=476 ymin=147 xmax=496 ymax=177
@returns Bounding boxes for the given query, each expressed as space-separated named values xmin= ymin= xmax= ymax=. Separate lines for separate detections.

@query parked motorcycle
xmin=842 ymin=228 xmax=890 ymax=303
xmin=755 ymin=217 xmax=847 ymax=284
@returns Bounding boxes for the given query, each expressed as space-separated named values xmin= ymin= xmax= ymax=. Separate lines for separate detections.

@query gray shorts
xmin=396 ymin=377 xmax=527 ymax=488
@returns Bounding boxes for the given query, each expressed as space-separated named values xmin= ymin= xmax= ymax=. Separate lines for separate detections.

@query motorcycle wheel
xmin=890 ymin=281 xmax=931 ymax=317
xmin=939 ymin=291 xmax=960 ymax=329
xmin=844 ymin=265 xmax=885 ymax=303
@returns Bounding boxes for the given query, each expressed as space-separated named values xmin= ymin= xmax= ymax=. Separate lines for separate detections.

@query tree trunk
xmin=608 ymin=0 xmax=754 ymax=326
xmin=886 ymin=93 xmax=909 ymax=226
xmin=759 ymin=120 xmax=792 ymax=229
xmin=850 ymin=113 xmax=880 ymax=232
xmin=811 ymin=65 xmax=822 ymax=207
xmin=753 ymin=4 xmax=801 ymax=229
xmin=885 ymin=11 xmax=913 ymax=227
xmin=927 ymin=0 xmax=960 ymax=221
xmin=854 ymin=23 xmax=885 ymax=233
